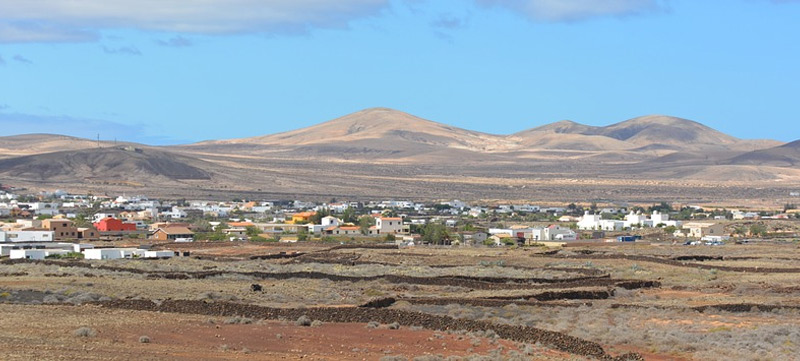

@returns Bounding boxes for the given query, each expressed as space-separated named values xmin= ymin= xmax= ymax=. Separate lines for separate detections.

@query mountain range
xmin=0 ymin=108 xmax=797 ymax=202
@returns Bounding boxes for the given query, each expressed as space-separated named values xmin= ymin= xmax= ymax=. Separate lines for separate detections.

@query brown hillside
xmin=0 ymin=147 xmax=212 ymax=181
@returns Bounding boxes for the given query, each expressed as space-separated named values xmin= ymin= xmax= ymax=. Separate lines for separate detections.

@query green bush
xmin=46 ymin=252 xmax=84 ymax=260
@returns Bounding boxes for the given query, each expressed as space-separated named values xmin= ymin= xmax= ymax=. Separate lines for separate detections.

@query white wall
xmin=0 ymin=231 xmax=55 ymax=242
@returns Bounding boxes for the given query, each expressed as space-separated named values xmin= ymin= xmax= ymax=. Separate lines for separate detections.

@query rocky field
xmin=2 ymin=241 xmax=800 ymax=360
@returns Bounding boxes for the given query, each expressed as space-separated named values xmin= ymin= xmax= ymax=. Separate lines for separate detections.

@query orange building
xmin=289 ymin=212 xmax=316 ymax=224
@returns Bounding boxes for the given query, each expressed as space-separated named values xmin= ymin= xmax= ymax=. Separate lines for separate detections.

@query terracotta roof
xmin=228 ymin=222 xmax=254 ymax=227
xmin=380 ymin=217 xmax=402 ymax=221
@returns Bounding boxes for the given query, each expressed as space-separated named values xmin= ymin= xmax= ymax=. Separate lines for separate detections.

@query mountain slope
xmin=725 ymin=140 xmax=800 ymax=166
xmin=0 ymin=147 xmax=212 ymax=181
xmin=200 ymin=108 xmax=507 ymax=152
xmin=598 ymin=115 xmax=739 ymax=148
xmin=513 ymin=115 xmax=746 ymax=151
xmin=0 ymin=134 xmax=116 ymax=158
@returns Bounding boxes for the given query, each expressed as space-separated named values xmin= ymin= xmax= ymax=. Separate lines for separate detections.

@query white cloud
xmin=0 ymin=0 xmax=390 ymax=43
xmin=476 ymin=0 xmax=666 ymax=21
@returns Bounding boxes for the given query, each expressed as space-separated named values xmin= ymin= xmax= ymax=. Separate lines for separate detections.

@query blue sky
xmin=0 ymin=0 xmax=798 ymax=144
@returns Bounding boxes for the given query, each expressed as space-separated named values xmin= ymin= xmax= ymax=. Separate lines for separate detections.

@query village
xmin=2 ymin=184 xmax=799 ymax=261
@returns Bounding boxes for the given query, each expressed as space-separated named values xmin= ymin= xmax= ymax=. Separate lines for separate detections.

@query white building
xmin=582 ymin=211 xmax=679 ymax=230
xmin=83 ymin=248 xmax=133 ymax=260
xmin=623 ymin=212 xmax=648 ymax=228
xmin=375 ymin=217 xmax=406 ymax=234
xmin=0 ymin=242 xmax=91 ymax=257
xmin=144 ymin=250 xmax=175 ymax=258
xmin=0 ymin=231 xmax=55 ymax=243
xmin=545 ymin=225 xmax=578 ymax=241
xmin=308 ymin=216 xmax=342 ymax=235
xmin=732 ymin=210 xmax=759 ymax=220
xmin=9 ymin=249 xmax=69 ymax=260
xmin=577 ymin=212 xmax=602 ymax=230
xmin=24 ymin=202 xmax=61 ymax=216
xmin=83 ymin=248 xmax=174 ymax=260
xmin=92 ymin=213 xmax=117 ymax=223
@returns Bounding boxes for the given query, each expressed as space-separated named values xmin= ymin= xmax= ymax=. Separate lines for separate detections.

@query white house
xmin=732 ymin=211 xmax=759 ymax=220
xmin=545 ymin=225 xmax=577 ymax=241
xmin=581 ymin=211 xmax=678 ymax=231
xmin=9 ymin=249 xmax=69 ymax=260
xmin=83 ymin=248 xmax=132 ymax=260
xmin=0 ymin=242 xmax=92 ymax=257
xmin=83 ymin=248 xmax=173 ymax=260
xmin=623 ymin=212 xmax=648 ymax=228
xmin=144 ymin=250 xmax=175 ymax=258
xmin=92 ymin=213 xmax=117 ymax=223
xmin=577 ymin=212 xmax=603 ymax=230
xmin=682 ymin=222 xmax=725 ymax=238
xmin=25 ymin=202 xmax=61 ymax=216
xmin=649 ymin=211 xmax=680 ymax=227
xmin=309 ymin=216 xmax=342 ymax=235
xmin=0 ymin=231 xmax=55 ymax=243
xmin=375 ymin=217 xmax=406 ymax=234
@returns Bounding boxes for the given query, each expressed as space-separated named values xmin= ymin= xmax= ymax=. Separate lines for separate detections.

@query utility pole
xmin=97 ymin=134 xmax=100 ymax=148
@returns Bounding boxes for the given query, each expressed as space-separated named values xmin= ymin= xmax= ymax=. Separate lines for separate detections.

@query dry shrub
xmin=74 ymin=327 xmax=96 ymax=338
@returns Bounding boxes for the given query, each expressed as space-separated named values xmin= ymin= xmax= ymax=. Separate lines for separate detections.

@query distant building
xmin=0 ymin=230 xmax=55 ymax=243
xmin=9 ymin=249 xmax=69 ymax=260
xmin=42 ymin=219 xmax=98 ymax=240
xmin=42 ymin=219 xmax=78 ymax=239
xmin=375 ymin=217 xmax=406 ymax=234
xmin=324 ymin=226 xmax=361 ymax=236
xmin=289 ymin=212 xmax=316 ymax=224
xmin=93 ymin=218 xmax=137 ymax=232
xmin=151 ymin=227 xmax=195 ymax=242
xmin=682 ymin=222 xmax=725 ymax=238
xmin=83 ymin=248 xmax=174 ymax=260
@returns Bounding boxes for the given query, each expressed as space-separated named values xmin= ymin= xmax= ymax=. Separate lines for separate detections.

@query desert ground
xmin=2 ymin=240 xmax=800 ymax=360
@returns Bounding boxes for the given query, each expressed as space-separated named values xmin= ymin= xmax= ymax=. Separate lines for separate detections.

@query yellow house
xmin=289 ymin=212 xmax=316 ymax=224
